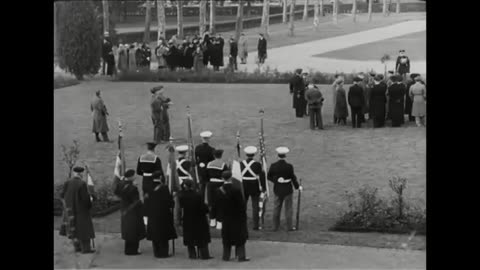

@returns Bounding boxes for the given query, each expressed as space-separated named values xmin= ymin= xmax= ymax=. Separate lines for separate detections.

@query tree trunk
xmin=157 ymin=0 xmax=166 ymax=40
xmin=261 ymin=0 xmax=270 ymax=38
xmin=303 ymin=0 xmax=309 ymax=21
xmin=396 ymin=0 xmax=400 ymax=14
xmin=144 ymin=0 xmax=152 ymax=43
xmin=199 ymin=0 xmax=207 ymax=35
xmin=102 ymin=0 xmax=109 ymax=35
xmin=368 ymin=0 xmax=373 ymax=22
xmin=352 ymin=0 xmax=357 ymax=23
xmin=383 ymin=0 xmax=388 ymax=16
xmin=177 ymin=0 xmax=183 ymax=39
xmin=123 ymin=1 xmax=127 ymax=23
xmin=235 ymin=0 xmax=244 ymax=42
xmin=54 ymin=2 xmax=58 ymax=57
xmin=313 ymin=0 xmax=319 ymax=31
xmin=210 ymin=0 xmax=216 ymax=34
xmin=333 ymin=0 xmax=338 ymax=25
xmin=288 ymin=0 xmax=296 ymax=37
xmin=320 ymin=0 xmax=324 ymax=16
xmin=282 ymin=0 xmax=288 ymax=23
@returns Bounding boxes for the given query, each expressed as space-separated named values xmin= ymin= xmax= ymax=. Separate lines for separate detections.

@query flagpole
xmin=118 ymin=120 xmax=126 ymax=176
xmin=186 ymin=106 xmax=200 ymax=191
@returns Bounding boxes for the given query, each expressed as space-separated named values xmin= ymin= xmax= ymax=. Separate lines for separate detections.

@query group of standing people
xmin=116 ymin=42 xmax=152 ymax=73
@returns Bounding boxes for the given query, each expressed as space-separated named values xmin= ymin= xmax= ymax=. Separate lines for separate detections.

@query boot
xmin=95 ymin=133 xmax=101 ymax=142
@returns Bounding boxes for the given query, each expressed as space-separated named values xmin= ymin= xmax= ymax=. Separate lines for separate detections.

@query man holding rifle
xmin=267 ymin=147 xmax=302 ymax=232
xmin=240 ymin=146 xmax=266 ymax=231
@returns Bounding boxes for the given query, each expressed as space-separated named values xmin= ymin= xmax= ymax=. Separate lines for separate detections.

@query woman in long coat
xmin=370 ymin=75 xmax=388 ymax=128
xmin=114 ymin=169 xmax=146 ymax=255
xmin=179 ymin=179 xmax=212 ymax=259
xmin=146 ymin=173 xmax=177 ymax=258
xmin=409 ymin=76 xmax=427 ymax=127
xmin=128 ymin=44 xmax=137 ymax=71
xmin=387 ymin=75 xmax=406 ymax=127
xmin=334 ymin=81 xmax=348 ymax=125
xmin=117 ymin=45 xmax=128 ymax=73
xmin=404 ymin=73 xmax=418 ymax=122
xmin=238 ymin=33 xmax=248 ymax=64
xmin=184 ymin=43 xmax=196 ymax=70
xmin=193 ymin=46 xmax=205 ymax=73
xmin=91 ymin=90 xmax=110 ymax=142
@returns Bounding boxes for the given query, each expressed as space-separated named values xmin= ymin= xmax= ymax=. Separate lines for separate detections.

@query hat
xmin=414 ymin=75 xmax=423 ymax=82
xmin=353 ymin=77 xmax=363 ymax=82
xmin=388 ymin=70 xmax=395 ymax=74
xmin=374 ymin=74 xmax=384 ymax=81
xmin=213 ymin=149 xmax=224 ymax=156
xmin=410 ymin=73 xmax=420 ymax=80
xmin=244 ymin=146 xmax=258 ymax=155
xmin=275 ymin=147 xmax=290 ymax=155
xmin=399 ymin=49 xmax=405 ymax=53
xmin=175 ymin=145 xmax=189 ymax=153
xmin=369 ymin=71 xmax=376 ymax=77
xmin=73 ymin=166 xmax=84 ymax=173
xmin=146 ymin=142 xmax=157 ymax=149
xmin=124 ymin=169 xmax=135 ymax=179
xmin=295 ymin=68 xmax=303 ymax=74
xmin=357 ymin=74 xmax=365 ymax=79
xmin=150 ymin=85 xmax=164 ymax=94
xmin=152 ymin=170 xmax=163 ymax=179
xmin=200 ymin=131 xmax=212 ymax=138
xmin=95 ymin=90 xmax=101 ymax=96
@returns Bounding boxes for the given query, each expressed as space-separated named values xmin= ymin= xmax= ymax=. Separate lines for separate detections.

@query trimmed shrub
xmin=54 ymin=74 xmax=80 ymax=90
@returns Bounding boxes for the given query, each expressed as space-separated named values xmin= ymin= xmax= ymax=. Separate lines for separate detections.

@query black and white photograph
xmin=54 ymin=0 xmax=426 ymax=268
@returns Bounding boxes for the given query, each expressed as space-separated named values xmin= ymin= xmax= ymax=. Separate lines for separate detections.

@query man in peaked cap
xmin=240 ymin=146 xmax=266 ymax=230
xmin=136 ymin=142 xmax=164 ymax=207
xmin=114 ymin=169 xmax=146 ymax=255
xmin=60 ymin=166 xmax=96 ymax=253
xmin=396 ymin=49 xmax=410 ymax=80
xmin=195 ymin=131 xmax=215 ymax=203
xmin=267 ymin=147 xmax=302 ymax=232
xmin=206 ymin=149 xmax=229 ymax=228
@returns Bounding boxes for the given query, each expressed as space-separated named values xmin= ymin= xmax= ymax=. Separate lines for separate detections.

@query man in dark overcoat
xmin=60 ymin=166 xmax=95 ymax=253
xmin=257 ymin=33 xmax=267 ymax=64
xmin=215 ymin=170 xmax=250 ymax=262
xmin=289 ymin=68 xmax=306 ymax=118
xmin=102 ymin=33 xmax=115 ymax=76
xmin=348 ymin=77 xmax=366 ymax=128
xmin=229 ymin=37 xmax=238 ymax=71
xmin=179 ymin=179 xmax=213 ymax=260
xmin=91 ymin=90 xmax=111 ymax=142
xmin=114 ymin=169 xmax=146 ymax=255
xmin=387 ymin=75 xmax=406 ymax=127
xmin=370 ymin=74 xmax=388 ymax=128
xmin=145 ymin=171 xmax=177 ymax=258
xmin=184 ymin=42 xmax=196 ymax=70
xmin=195 ymin=131 xmax=215 ymax=202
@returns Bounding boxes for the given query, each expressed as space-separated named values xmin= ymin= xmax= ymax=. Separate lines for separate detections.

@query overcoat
xmin=334 ymin=87 xmax=348 ymax=119
xmin=387 ymin=83 xmax=406 ymax=126
xmin=405 ymin=79 xmax=415 ymax=116
xmin=115 ymin=181 xmax=146 ymax=242
xmin=289 ymin=75 xmax=305 ymax=109
xmin=409 ymin=82 xmax=426 ymax=117
xmin=179 ymin=189 xmax=211 ymax=246
xmin=146 ymin=183 xmax=177 ymax=242
xmin=370 ymin=82 xmax=387 ymax=124
xmin=91 ymin=96 xmax=109 ymax=133
xmin=238 ymin=36 xmax=248 ymax=59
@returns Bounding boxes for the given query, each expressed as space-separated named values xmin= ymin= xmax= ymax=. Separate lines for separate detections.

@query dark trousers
xmin=208 ymin=182 xmax=224 ymax=219
xmin=74 ymin=239 xmax=93 ymax=253
xmin=229 ymin=56 xmax=238 ymax=70
xmin=295 ymin=102 xmax=306 ymax=118
xmin=336 ymin=117 xmax=347 ymax=125
xmin=124 ymin=240 xmax=139 ymax=255
xmin=273 ymin=193 xmax=293 ymax=231
xmin=308 ymin=107 xmax=323 ymax=129
xmin=223 ymin=244 xmax=246 ymax=261
xmin=200 ymin=182 xmax=207 ymax=204
xmin=94 ymin=132 xmax=110 ymax=142
xmin=350 ymin=106 xmax=363 ymax=128
xmin=187 ymin=245 xmax=211 ymax=259
xmin=152 ymin=240 xmax=169 ymax=258
xmin=245 ymin=192 xmax=260 ymax=229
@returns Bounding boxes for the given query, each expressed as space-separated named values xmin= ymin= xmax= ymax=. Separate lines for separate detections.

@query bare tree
xmin=383 ymin=0 xmax=388 ymax=16
xmin=333 ymin=0 xmax=338 ymax=25
xmin=157 ymin=0 xmax=166 ymax=40
xmin=261 ymin=0 xmax=270 ymax=38
xmin=144 ymin=0 xmax=152 ymax=43
xmin=303 ymin=0 xmax=309 ymax=21
xmin=368 ymin=0 xmax=373 ymax=22
xmin=352 ymin=0 xmax=357 ymax=23
xmin=177 ymin=0 xmax=183 ymax=39
xmin=235 ymin=0 xmax=245 ymax=42
xmin=282 ymin=0 xmax=288 ymax=23
xmin=396 ymin=0 xmax=401 ymax=14
xmin=313 ymin=0 xmax=320 ymax=31
xmin=210 ymin=0 xmax=216 ymax=34
xmin=288 ymin=0 xmax=296 ymax=37
xmin=102 ymin=0 xmax=109 ymax=35
xmin=199 ymin=0 xmax=207 ymax=35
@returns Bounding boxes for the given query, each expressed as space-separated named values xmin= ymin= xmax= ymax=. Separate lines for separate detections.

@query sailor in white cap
xmin=195 ymin=131 xmax=215 ymax=202
xmin=206 ymin=149 xmax=228 ymax=227
xmin=267 ymin=147 xmax=302 ymax=232
xmin=240 ymin=146 xmax=266 ymax=230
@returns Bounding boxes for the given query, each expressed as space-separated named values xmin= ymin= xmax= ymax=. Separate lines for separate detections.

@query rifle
xmin=295 ymin=178 xmax=302 ymax=230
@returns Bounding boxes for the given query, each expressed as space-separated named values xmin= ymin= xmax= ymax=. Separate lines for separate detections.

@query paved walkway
xmin=240 ymin=19 xmax=426 ymax=74
xmin=54 ymin=231 xmax=426 ymax=269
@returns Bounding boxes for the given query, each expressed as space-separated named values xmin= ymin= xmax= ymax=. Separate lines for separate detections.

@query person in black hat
xmin=348 ymin=77 xmax=366 ymax=128
xmin=179 ymin=179 xmax=213 ymax=260
xmin=370 ymin=74 xmax=388 ymax=128
xmin=289 ymin=68 xmax=307 ymax=118
xmin=396 ymin=49 xmax=410 ymax=80
xmin=91 ymin=90 xmax=111 ymax=142
xmin=215 ymin=170 xmax=250 ymax=262
xmin=60 ymin=166 xmax=96 ymax=253
xmin=387 ymin=75 xmax=406 ymax=127
xmin=114 ymin=169 xmax=146 ymax=255
xmin=145 ymin=171 xmax=177 ymax=258
xmin=206 ymin=149 xmax=229 ymax=228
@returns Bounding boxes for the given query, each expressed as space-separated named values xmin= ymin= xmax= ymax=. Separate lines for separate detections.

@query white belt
xmin=210 ymin=178 xmax=224 ymax=183
xmin=143 ymin=173 xmax=153 ymax=177
xmin=277 ymin=177 xmax=291 ymax=183
xmin=242 ymin=176 xmax=258 ymax=181
xmin=178 ymin=176 xmax=192 ymax=180
xmin=153 ymin=179 xmax=162 ymax=183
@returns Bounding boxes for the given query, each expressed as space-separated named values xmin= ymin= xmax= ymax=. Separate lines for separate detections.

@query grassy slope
xmin=54 ymin=81 xmax=425 ymax=249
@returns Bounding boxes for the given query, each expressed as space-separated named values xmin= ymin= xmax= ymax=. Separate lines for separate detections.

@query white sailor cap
xmin=357 ymin=74 xmax=365 ymax=79
xmin=175 ymin=145 xmax=189 ymax=152
xmin=244 ymin=146 xmax=258 ymax=155
xmin=200 ymin=131 xmax=213 ymax=138
xmin=275 ymin=147 xmax=290 ymax=155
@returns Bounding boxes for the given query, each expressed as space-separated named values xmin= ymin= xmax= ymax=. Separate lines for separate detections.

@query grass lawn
xmin=54 ymin=81 xmax=426 ymax=250
xmin=314 ymin=31 xmax=426 ymax=61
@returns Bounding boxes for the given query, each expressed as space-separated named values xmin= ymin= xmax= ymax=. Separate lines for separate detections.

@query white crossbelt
xmin=143 ymin=173 xmax=153 ymax=177
xmin=176 ymin=159 xmax=192 ymax=178
xmin=241 ymin=160 xmax=258 ymax=180
xmin=277 ymin=177 xmax=291 ymax=183
xmin=210 ymin=178 xmax=224 ymax=183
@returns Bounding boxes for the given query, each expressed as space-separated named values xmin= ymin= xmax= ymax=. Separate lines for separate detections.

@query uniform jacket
xmin=240 ymin=158 xmax=266 ymax=195
xmin=145 ymin=183 xmax=177 ymax=242
xmin=396 ymin=56 xmax=410 ymax=75
xmin=348 ymin=84 xmax=365 ymax=108
xmin=195 ymin=143 xmax=215 ymax=183
xmin=61 ymin=176 xmax=95 ymax=240
xmin=179 ymin=189 xmax=211 ymax=246
xmin=267 ymin=159 xmax=299 ymax=198
xmin=206 ymin=159 xmax=228 ymax=183
xmin=91 ymin=96 xmax=109 ymax=133
xmin=136 ymin=151 xmax=163 ymax=194
xmin=176 ymin=157 xmax=192 ymax=187
xmin=115 ymin=180 xmax=146 ymax=242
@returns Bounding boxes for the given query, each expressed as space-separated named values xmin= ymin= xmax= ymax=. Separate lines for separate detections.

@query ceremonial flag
xmin=258 ymin=108 xmax=269 ymax=228
xmin=113 ymin=120 xmax=126 ymax=195
xmin=186 ymin=106 xmax=200 ymax=189
xmin=165 ymin=137 xmax=179 ymax=193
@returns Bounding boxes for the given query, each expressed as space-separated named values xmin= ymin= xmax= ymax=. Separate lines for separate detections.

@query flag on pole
xmin=113 ymin=120 xmax=126 ymax=196
xmin=186 ymin=106 xmax=200 ymax=189
xmin=165 ymin=137 xmax=179 ymax=193
xmin=114 ymin=154 xmax=123 ymax=179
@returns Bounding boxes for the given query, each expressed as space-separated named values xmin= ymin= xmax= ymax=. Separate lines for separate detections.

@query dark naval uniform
xmin=240 ymin=158 xmax=266 ymax=230
xmin=195 ymin=142 xmax=215 ymax=200
xmin=206 ymin=159 xmax=228 ymax=220
xmin=396 ymin=55 xmax=410 ymax=76
xmin=176 ymin=156 xmax=193 ymax=189
xmin=267 ymin=159 xmax=299 ymax=231
xmin=136 ymin=151 xmax=163 ymax=216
